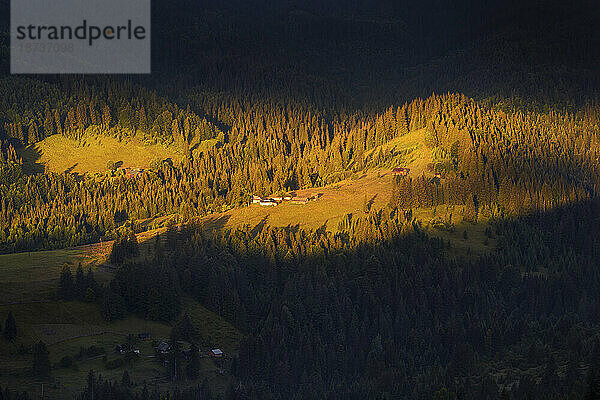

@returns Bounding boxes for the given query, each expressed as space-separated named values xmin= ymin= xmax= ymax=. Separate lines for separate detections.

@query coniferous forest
xmin=1 ymin=0 xmax=600 ymax=399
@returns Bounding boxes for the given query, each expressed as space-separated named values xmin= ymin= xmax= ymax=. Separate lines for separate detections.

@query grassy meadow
xmin=20 ymin=132 xmax=183 ymax=174
xmin=0 ymin=233 xmax=242 ymax=399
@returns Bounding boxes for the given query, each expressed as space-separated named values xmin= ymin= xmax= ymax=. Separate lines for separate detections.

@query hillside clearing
xmin=19 ymin=133 xmax=182 ymax=174
xmin=200 ymin=167 xmax=496 ymax=256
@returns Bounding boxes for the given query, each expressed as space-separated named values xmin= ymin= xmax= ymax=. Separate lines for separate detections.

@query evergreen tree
xmin=58 ymin=266 xmax=74 ymax=300
xmin=3 ymin=312 xmax=16 ymax=342
xmin=101 ymin=282 xmax=126 ymax=321
xmin=32 ymin=341 xmax=50 ymax=377
xmin=121 ymin=370 xmax=131 ymax=386
xmin=186 ymin=343 xmax=201 ymax=380
xmin=586 ymin=344 xmax=600 ymax=400
xmin=86 ymin=370 xmax=96 ymax=400
xmin=75 ymin=264 xmax=86 ymax=299
xmin=174 ymin=313 xmax=196 ymax=342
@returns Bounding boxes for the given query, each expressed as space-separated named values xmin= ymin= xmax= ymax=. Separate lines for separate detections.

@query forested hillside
xmin=1 ymin=92 xmax=598 ymax=253
xmin=95 ymin=198 xmax=600 ymax=399
xmin=1 ymin=0 xmax=600 ymax=398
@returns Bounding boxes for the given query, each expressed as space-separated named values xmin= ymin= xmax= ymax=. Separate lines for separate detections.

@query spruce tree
xmin=58 ymin=266 xmax=74 ymax=300
xmin=586 ymin=344 xmax=600 ymax=400
xmin=186 ymin=343 xmax=201 ymax=380
xmin=75 ymin=264 xmax=86 ymax=300
xmin=32 ymin=341 xmax=51 ymax=377
xmin=3 ymin=312 xmax=16 ymax=342
xmin=121 ymin=370 xmax=131 ymax=386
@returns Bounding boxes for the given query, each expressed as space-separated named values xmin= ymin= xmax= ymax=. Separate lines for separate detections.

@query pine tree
xmin=586 ymin=344 xmax=600 ymax=400
xmin=121 ymin=370 xmax=131 ymax=386
xmin=101 ymin=282 xmax=126 ymax=321
xmin=32 ymin=341 xmax=50 ymax=377
xmin=75 ymin=264 xmax=86 ymax=300
xmin=186 ymin=343 xmax=201 ymax=380
xmin=174 ymin=313 xmax=196 ymax=342
xmin=58 ymin=266 xmax=74 ymax=300
xmin=3 ymin=312 xmax=16 ymax=342
xmin=86 ymin=370 xmax=96 ymax=399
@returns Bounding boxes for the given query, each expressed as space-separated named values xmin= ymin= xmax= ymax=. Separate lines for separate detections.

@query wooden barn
xmin=291 ymin=197 xmax=309 ymax=205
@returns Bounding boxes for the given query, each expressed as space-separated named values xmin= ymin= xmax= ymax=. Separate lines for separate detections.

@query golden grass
xmin=361 ymin=128 xmax=434 ymax=176
xmin=200 ymin=166 xmax=494 ymax=256
xmin=22 ymin=132 xmax=182 ymax=174
xmin=201 ymin=169 xmax=395 ymax=232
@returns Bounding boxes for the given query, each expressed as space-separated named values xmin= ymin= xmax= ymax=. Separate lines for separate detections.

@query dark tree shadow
xmin=251 ymin=215 xmax=269 ymax=238
xmin=17 ymin=144 xmax=45 ymax=174
xmin=366 ymin=194 xmax=377 ymax=211
xmin=200 ymin=214 xmax=232 ymax=233
xmin=64 ymin=163 xmax=79 ymax=174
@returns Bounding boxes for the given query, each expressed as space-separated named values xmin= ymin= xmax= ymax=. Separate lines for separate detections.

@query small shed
xmin=392 ymin=167 xmax=410 ymax=176
xmin=210 ymin=348 xmax=223 ymax=358
xmin=156 ymin=341 xmax=171 ymax=354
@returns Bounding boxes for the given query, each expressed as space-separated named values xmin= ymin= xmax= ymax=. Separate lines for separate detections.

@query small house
xmin=260 ymin=199 xmax=277 ymax=207
xmin=291 ymin=197 xmax=309 ymax=205
xmin=123 ymin=168 xmax=144 ymax=179
xmin=392 ymin=167 xmax=410 ymax=176
xmin=210 ymin=348 xmax=223 ymax=358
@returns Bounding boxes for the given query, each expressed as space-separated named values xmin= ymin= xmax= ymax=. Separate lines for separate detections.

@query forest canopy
xmin=0 ymin=0 xmax=599 ymax=399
